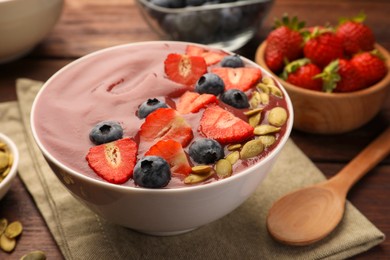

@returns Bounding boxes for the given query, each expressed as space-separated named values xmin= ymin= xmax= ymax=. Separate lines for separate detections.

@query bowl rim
xmin=255 ymin=42 xmax=390 ymax=99
xmin=136 ymin=0 xmax=273 ymax=13
xmin=0 ymin=132 xmax=19 ymax=191
xmin=30 ymin=40 xmax=293 ymax=194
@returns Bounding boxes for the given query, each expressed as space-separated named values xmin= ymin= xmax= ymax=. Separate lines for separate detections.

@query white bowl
xmin=0 ymin=133 xmax=19 ymax=201
xmin=0 ymin=0 xmax=64 ymax=63
xmin=31 ymin=41 xmax=293 ymax=235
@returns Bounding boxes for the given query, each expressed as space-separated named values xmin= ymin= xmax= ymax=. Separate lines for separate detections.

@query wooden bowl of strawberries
xmin=255 ymin=13 xmax=390 ymax=134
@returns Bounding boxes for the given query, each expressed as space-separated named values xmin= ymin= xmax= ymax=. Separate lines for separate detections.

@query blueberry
xmin=133 ymin=156 xmax=171 ymax=188
xmin=150 ymin=0 xmax=171 ymax=8
xmin=186 ymin=0 xmax=206 ymax=6
xmin=89 ymin=121 xmax=123 ymax=145
xmin=137 ymin=98 xmax=168 ymax=119
xmin=195 ymin=73 xmax=225 ymax=96
xmin=189 ymin=138 xmax=224 ymax=164
xmin=220 ymin=89 xmax=249 ymax=109
xmin=219 ymin=7 xmax=243 ymax=33
xmin=221 ymin=54 xmax=244 ymax=68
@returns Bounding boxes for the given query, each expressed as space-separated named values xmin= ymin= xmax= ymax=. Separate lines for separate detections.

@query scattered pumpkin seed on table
xmin=0 ymin=218 xmax=24 ymax=253
xmin=20 ymin=250 xmax=47 ymax=260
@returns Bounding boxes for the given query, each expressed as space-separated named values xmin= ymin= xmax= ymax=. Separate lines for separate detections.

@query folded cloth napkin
xmin=0 ymin=78 xmax=384 ymax=260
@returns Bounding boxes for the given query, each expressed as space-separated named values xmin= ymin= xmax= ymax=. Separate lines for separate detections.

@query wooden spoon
xmin=267 ymin=127 xmax=390 ymax=246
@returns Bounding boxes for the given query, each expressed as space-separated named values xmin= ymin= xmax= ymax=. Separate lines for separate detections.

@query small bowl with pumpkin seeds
xmin=0 ymin=133 xmax=19 ymax=201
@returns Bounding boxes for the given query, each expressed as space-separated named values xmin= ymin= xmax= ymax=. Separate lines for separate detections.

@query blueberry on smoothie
xmin=133 ymin=156 xmax=171 ymax=188
xmin=137 ymin=98 xmax=168 ymax=119
xmin=195 ymin=73 xmax=225 ymax=96
xmin=221 ymin=55 xmax=244 ymax=68
xmin=89 ymin=121 xmax=123 ymax=145
xmin=220 ymin=89 xmax=249 ymax=109
xmin=189 ymin=138 xmax=224 ymax=164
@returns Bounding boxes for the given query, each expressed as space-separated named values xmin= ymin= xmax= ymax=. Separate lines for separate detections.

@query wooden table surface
xmin=0 ymin=0 xmax=389 ymax=259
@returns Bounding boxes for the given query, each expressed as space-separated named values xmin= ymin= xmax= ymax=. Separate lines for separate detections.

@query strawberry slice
xmin=200 ymin=105 xmax=254 ymax=144
xmin=86 ymin=138 xmax=138 ymax=184
xmin=164 ymin=53 xmax=207 ymax=86
xmin=139 ymin=108 xmax=193 ymax=147
xmin=186 ymin=45 xmax=226 ymax=66
xmin=176 ymin=91 xmax=218 ymax=114
xmin=211 ymin=67 xmax=262 ymax=91
xmin=145 ymin=139 xmax=192 ymax=176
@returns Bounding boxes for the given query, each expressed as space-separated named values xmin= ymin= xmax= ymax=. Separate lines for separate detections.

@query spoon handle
xmin=330 ymin=127 xmax=390 ymax=194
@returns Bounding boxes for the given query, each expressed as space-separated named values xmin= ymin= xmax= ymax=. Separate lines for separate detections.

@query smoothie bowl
xmin=31 ymin=41 xmax=293 ymax=235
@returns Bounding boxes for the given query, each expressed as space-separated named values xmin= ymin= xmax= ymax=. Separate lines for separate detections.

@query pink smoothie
xmin=32 ymin=42 xmax=289 ymax=188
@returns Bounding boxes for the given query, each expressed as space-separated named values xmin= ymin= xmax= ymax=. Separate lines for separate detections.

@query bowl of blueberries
xmin=136 ymin=0 xmax=275 ymax=51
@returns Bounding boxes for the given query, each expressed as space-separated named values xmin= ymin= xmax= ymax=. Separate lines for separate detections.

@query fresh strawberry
xmin=335 ymin=12 xmax=375 ymax=56
xmin=211 ymin=67 xmax=262 ymax=91
xmin=199 ymin=105 xmax=254 ymax=144
xmin=186 ymin=45 xmax=226 ymax=66
xmin=86 ymin=138 xmax=138 ymax=184
xmin=145 ymin=139 xmax=192 ymax=176
xmin=303 ymin=28 xmax=344 ymax=68
xmin=176 ymin=91 xmax=218 ymax=114
xmin=264 ymin=15 xmax=305 ymax=73
xmin=164 ymin=53 xmax=207 ymax=86
xmin=350 ymin=51 xmax=388 ymax=87
xmin=317 ymin=59 xmax=365 ymax=92
xmin=139 ymin=108 xmax=193 ymax=147
xmin=281 ymin=58 xmax=323 ymax=91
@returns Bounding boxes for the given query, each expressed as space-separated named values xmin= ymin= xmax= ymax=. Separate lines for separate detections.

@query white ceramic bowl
xmin=0 ymin=133 xmax=19 ymax=201
xmin=0 ymin=0 xmax=64 ymax=63
xmin=31 ymin=41 xmax=293 ymax=236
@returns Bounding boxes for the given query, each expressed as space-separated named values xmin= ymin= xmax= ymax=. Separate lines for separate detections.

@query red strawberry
xmin=86 ymin=138 xmax=138 ymax=184
xmin=264 ymin=15 xmax=305 ymax=73
xmin=176 ymin=91 xmax=218 ymax=114
xmin=317 ymin=59 xmax=365 ymax=93
xmin=145 ymin=139 xmax=192 ymax=176
xmin=185 ymin=45 xmax=226 ymax=66
xmin=281 ymin=58 xmax=323 ymax=91
xmin=335 ymin=12 xmax=375 ymax=56
xmin=211 ymin=67 xmax=262 ymax=91
xmin=303 ymin=28 xmax=344 ymax=68
xmin=139 ymin=108 xmax=193 ymax=147
xmin=164 ymin=53 xmax=207 ymax=86
xmin=350 ymin=51 xmax=388 ymax=87
xmin=200 ymin=105 xmax=254 ymax=144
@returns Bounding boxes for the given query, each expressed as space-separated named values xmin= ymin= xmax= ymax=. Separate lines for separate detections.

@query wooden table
xmin=0 ymin=0 xmax=389 ymax=259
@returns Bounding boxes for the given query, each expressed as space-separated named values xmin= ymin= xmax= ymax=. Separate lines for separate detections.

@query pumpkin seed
xmin=240 ymin=139 xmax=264 ymax=159
xmin=248 ymin=112 xmax=261 ymax=127
xmin=257 ymin=83 xmax=270 ymax=94
xmin=260 ymin=92 xmax=270 ymax=105
xmin=254 ymin=125 xmax=281 ymax=135
xmin=20 ymin=251 xmax=47 ymax=260
xmin=268 ymin=107 xmax=288 ymax=127
xmin=0 ymin=233 xmax=15 ymax=252
xmin=225 ymin=151 xmax=240 ymax=165
xmin=191 ymin=165 xmax=212 ymax=175
xmin=227 ymin=144 xmax=242 ymax=151
xmin=262 ymin=76 xmax=275 ymax=86
xmin=0 ymin=152 xmax=8 ymax=171
xmin=244 ymin=108 xmax=263 ymax=117
xmin=215 ymin=159 xmax=232 ymax=178
xmin=5 ymin=221 xmax=23 ymax=238
xmin=0 ymin=218 xmax=7 ymax=235
xmin=269 ymin=85 xmax=283 ymax=98
xmin=259 ymin=135 xmax=276 ymax=147
xmin=184 ymin=170 xmax=214 ymax=184
xmin=249 ymin=91 xmax=261 ymax=108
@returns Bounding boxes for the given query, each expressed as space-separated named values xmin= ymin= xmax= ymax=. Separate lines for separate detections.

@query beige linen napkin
xmin=0 ymin=78 xmax=385 ymax=260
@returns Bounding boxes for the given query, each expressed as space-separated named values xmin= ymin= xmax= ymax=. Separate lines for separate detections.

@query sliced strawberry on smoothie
xmin=139 ymin=108 xmax=193 ymax=147
xmin=176 ymin=91 xmax=218 ymax=114
xmin=200 ymin=105 xmax=254 ymax=144
xmin=211 ymin=67 xmax=262 ymax=91
xmin=164 ymin=53 xmax=207 ymax=86
xmin=86 ymin=137 xmax=138 ymax=184
xmin=185 ymin=45 xmax=226 ymax=66
xmin=145 ymin=139 xmax=192 ymax=176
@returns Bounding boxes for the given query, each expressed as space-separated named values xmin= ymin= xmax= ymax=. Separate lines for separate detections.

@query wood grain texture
xmin=0 ymin=0 xmax=389 ymax=259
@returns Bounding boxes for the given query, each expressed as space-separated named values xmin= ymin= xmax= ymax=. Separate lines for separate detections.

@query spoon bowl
xmin=267 ymin=127 xmax=390 ymax=246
